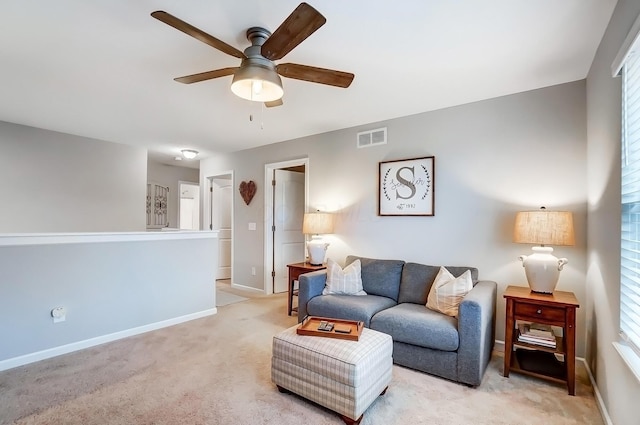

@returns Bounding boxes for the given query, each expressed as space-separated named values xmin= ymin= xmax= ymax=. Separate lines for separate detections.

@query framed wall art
xmin=378 ymin=156 xmax=434 ymax=216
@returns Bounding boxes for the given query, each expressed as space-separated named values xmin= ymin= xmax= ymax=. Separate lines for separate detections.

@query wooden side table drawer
xmin=514 ymin=303 xmax=565 ymax=323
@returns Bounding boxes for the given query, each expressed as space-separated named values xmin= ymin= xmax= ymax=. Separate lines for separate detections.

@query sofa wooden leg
xmin=340 ymin=414 xmax=363 ymax=425
xmin=380 ymin=386 xmax=388 ymax=396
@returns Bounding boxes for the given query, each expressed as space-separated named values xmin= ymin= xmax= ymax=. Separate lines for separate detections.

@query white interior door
xmin=212 ymin=177 xmax=232 ymax=280
xmin=273 ymin=170 xmax=305 ymax=293
xmin=179 ymin=182 xmax=200 ymax=230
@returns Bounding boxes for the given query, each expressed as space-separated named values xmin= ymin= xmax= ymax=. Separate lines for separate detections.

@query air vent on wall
xmin=357 ymin=127 xmax=387 ymax=148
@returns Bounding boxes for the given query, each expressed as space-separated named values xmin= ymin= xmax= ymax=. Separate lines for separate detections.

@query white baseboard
xmin=0 ymin=308 xmax=217 ymax=372
xmin=231 ymin=282 xmax=265 ymax=293
xmin=495 ymin=339 xmax=611 ymax=424
xmin=583 ymin=359 xmax=613 ymax=425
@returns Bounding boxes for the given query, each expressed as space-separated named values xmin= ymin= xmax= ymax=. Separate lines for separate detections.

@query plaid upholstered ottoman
xmin=271 ymin=325 xmax=393 ymax=425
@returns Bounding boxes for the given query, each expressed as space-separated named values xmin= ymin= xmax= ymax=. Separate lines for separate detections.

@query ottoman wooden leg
xmin=339 ymin=386 xmax=388 ymax=424
xmin=340 ymin=414 xmax=363 ymax=425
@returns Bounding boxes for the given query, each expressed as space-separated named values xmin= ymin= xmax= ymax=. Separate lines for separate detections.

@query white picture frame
xmin=378 ymin=156 xmax=435 ymax=216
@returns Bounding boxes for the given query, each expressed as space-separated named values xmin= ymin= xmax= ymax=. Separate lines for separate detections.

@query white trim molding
xmin=613 ymin=341 xmax=640 ymax=383
xmin=612 ymin=11 xmax=640 ymax=77
xmin=0 ymin=230 xmax=219 ymax=247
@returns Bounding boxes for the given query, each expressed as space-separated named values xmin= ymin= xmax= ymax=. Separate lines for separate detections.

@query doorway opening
xmin=264 ymin=158 xmax=309 ymax=295
xmin=206 ymin=172 xmax=234 ymax=283
xmin=178 ymin=181 xmax=200 ymax=230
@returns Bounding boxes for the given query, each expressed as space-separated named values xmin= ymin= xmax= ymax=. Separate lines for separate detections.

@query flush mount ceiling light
xmin=181 ymin=149 xmax=199 ymax=159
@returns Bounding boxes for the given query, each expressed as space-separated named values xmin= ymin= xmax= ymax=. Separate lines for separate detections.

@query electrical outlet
xmin=251 ymin=267 xmax=256 ymax=276
xmin=51 ymin=306 xmax=66 ymax=323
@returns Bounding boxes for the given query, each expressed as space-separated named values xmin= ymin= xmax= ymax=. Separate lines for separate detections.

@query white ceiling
xmin=0 ymin=1 xmax=617 ymax=167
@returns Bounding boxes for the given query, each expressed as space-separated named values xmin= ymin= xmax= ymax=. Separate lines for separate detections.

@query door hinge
xmin=272 ymin=225 xmax=276 ymax=232
xmin=209 ymin=224 xmax=212 ymax=230
xmin=210 ymin=186 xmax=213 ymax=192
xmin=272 ymin=179 xmax=276 ymax=186
xmin=271 ymin=271 xmax=276 ymax=278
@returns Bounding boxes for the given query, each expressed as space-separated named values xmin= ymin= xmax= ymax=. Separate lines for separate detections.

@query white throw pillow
xmin=322 ymin=258 xmax=367 ymax=296
xmin=426 ymin=266 xmax=473 ymax=317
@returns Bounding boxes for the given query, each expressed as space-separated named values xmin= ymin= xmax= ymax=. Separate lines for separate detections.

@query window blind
xmin=621 ymin=49 xmax=640 ymax=355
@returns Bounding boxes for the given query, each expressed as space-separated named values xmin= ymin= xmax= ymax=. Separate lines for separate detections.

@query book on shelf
xmin=517 ymin=323 xmax=556 ymax=348
xmin=527 ymin=323 xmax=554 ymax=338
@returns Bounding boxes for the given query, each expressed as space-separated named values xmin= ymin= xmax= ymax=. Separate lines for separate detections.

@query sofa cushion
xmin=397 ymin=263 xmax=440 ymax=304
xmin=346 ymin=256 xmax=404 ymax=301
xmin=307 ymin=294 xmax=397 ymax=327
xmin=370 ymin=303 xmax=459 ymax=352
xmin=426 ymin=267 xmax=473 ymax=317
xmin=322 ymin=258 xmax=366 ymax=296
xmin=398 ymin=263 xmax=480 ymax=305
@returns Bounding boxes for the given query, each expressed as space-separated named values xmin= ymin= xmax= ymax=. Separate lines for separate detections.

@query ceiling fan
xmin=151 ymin=2 xmax=354 ymax=107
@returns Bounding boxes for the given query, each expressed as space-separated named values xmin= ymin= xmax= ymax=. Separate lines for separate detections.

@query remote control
xmin=317 ymin=321 xmax=334 ymax=331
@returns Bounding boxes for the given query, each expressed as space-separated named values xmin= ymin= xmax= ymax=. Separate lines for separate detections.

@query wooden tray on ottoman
xmin=297 ymin=316 xmax=364 ymax=341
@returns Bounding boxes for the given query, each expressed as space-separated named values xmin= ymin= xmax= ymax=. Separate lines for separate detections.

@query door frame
xmin=205 ymin=171 xmax=234 ymax=284
xmin=263 ymin=158 xmax=309 ymax=295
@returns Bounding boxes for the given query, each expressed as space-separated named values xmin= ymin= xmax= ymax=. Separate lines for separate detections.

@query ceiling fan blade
xmin=174 ymin=67 xmax=239 ymax=84
xmin=261 ymin=3 xmax=326 ymax=61
xmin=265 ymin=99 xmax=283 ymax=108
xmin=151 ymin=11 xmax=245 ymax=59
xmin=277 ymin=63 xmax=354 ymax=88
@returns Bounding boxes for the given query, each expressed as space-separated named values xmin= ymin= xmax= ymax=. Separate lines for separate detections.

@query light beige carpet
xmin=216 ymin=290 xmax=249 ymax=307
xmin=215 ymin=280 xmax=250 ymax=307
xmin=0 ymin=291 xmax=603 ymax=425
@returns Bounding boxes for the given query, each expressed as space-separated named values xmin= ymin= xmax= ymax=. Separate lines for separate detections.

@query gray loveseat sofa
xmin=297 ymin=256 xmax=497 ymax=387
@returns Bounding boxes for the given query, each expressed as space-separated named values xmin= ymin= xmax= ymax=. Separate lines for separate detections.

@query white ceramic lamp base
xmin=518 ymin=246 xmax=568 ymax=294
xmin=307 ymin=237 xmax=329 ymax=266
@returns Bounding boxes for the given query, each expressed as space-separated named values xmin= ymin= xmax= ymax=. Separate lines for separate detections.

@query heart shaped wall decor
xmin=239 ymin=180 xmax=257 ymax=205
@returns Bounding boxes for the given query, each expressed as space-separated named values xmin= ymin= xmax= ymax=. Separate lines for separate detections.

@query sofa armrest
xmin=297 ymin=270 xmax=327 ymax=322
xmin=457 ymin=280 xmax=497 ymax=386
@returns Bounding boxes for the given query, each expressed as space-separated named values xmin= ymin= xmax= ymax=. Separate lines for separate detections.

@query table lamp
xmin=513 ymin=207 xmax=575 ymax=293
xmin=302 ymin=212 xmax=334 ymax=265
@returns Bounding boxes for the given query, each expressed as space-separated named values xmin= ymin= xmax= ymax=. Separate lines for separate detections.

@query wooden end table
xmin=503 ymin=285 xmax=580 ymax=395
xmin=286 ymin=262 xmax=326 ymax=316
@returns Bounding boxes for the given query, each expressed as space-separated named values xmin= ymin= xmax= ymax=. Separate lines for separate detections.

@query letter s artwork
xmin=379 ymin=157 xmax=434 ymax=216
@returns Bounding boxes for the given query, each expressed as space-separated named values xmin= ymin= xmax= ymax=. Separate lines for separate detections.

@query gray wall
xmin=201 ymin=80 xmax=588 ymax=355
xmin=0 ymin=121 xmax=147 ymax=232
xmin=586 ymin=0 xmax=640 ymax=423
xmin=147 ymin=160 xmax=199 ymax=229
xmin=0 ymin=235 xmax=217 ymax=365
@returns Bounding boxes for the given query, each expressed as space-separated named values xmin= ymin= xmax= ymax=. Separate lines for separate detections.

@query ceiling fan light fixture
xmin=181 ymin=149 xmax=199 ymax=159
xmin=231 ymin=64 xmax=283 ymax=102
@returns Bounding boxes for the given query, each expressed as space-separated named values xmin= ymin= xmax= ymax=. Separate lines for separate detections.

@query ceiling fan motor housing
xmin=231 ymin=27 xmax=284 ymax=102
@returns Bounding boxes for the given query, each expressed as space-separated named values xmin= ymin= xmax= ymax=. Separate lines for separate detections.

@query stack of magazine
xmin=517 ymin=323 xmax=556 ymax=348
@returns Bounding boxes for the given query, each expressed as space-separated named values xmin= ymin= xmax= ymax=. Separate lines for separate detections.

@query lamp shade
xmin=230 ymin=64 xmax=283 ymax=102
xmin=513 ymin=210 xmax=575 ymax=246
xmin=302 ymin=213 xmax=334 ymax=235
